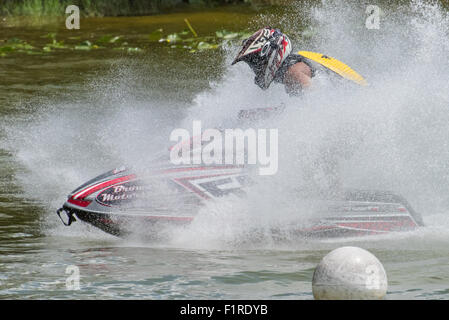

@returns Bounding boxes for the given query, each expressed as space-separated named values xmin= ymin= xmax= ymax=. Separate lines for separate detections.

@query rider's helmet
xmin=232 ymin=27 xmax=292 ymax=90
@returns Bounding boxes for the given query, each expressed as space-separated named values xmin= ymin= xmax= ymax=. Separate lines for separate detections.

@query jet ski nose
xmin=56 ymin=207 xmax=76 ymax=226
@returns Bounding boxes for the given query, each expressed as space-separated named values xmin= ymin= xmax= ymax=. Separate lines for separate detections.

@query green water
xmin=1 ymin=5 xmax=449 ymax=300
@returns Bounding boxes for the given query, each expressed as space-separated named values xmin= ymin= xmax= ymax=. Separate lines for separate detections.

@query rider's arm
xmin=283 ymin=61 xmax=313 ymax=94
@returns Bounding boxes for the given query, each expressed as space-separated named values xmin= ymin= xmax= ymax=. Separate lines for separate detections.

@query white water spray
xmin=2 ymin=0 xmax=449 ymax=247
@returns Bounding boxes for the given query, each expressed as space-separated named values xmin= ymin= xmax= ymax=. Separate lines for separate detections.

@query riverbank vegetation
xmin=0 ymin=0 xmax=292 ymax=17
xmin=0 ymin=19 xmax=252 ymax=57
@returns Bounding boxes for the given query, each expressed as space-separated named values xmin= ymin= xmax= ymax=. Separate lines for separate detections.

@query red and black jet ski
xmin=57 ymin=162 xmax=423 ymax=238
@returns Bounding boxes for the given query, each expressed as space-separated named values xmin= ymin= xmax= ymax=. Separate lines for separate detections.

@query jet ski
xmin=57 ymin=163 xmax=251 ymax=237
xmin=57 ymin=161 xmax=423 ymax=238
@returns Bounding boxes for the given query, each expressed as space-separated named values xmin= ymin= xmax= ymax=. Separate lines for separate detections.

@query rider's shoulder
xmin=274 ymin=53 xmax=315 ymax=83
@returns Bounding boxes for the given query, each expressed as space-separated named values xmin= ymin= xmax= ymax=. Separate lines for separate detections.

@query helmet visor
xmin=231 ymin=28 xmax=268 ymax=65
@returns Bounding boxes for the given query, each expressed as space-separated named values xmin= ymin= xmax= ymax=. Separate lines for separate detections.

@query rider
xmin=232 ymin=27 xmax=315 ymax=96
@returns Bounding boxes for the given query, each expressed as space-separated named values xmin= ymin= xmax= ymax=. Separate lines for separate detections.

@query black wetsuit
xmin=273 ymin=53 xmax=316 ymax=95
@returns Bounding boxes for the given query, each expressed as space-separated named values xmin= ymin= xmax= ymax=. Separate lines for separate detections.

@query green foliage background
xmin=0 ymin=0 xmax=292 ymax=17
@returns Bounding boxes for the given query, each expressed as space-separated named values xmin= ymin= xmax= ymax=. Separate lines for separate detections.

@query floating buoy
xmin=312 ymin=246 xmax=388 ymax=300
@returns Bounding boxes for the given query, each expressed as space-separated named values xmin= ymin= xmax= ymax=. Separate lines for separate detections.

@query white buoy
xmin=312 ymin=246 xmax=388 ymax=300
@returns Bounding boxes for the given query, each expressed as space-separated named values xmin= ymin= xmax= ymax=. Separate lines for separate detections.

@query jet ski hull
xmin=57 ymin=166 xmax=423 ymax=238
